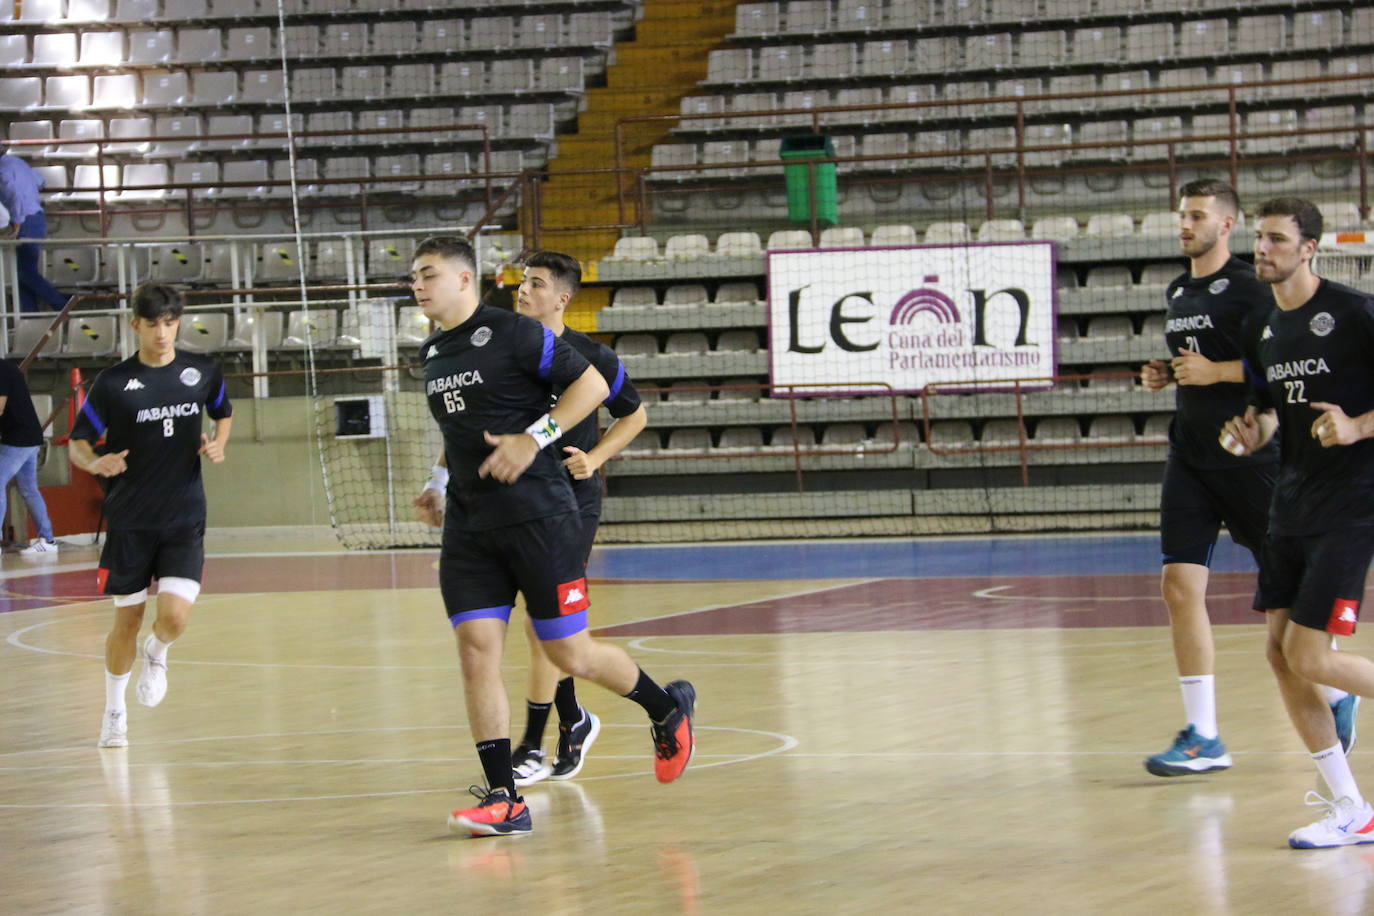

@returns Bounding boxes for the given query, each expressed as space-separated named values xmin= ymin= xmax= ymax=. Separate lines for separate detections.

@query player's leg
xmin=440 ymin=527 xmax=530 ymax=837
xmin=549 ymin=511 xmax=601 ymax=780
xmin=133 ymin=526 xmax=205 ymax=708
xmin=1146 ymin=460 xmax=1229 ymax=776
xmin=1280 ymin=528 xmax=1374 ymax=701
xmin=519 ymin=513 xmax=695 ymax=784
xmin=13 ymin=446 xmax=56 ymax=552
xmin=96 ymin=531 xmax=155 ymax=748
xmin=510 ymin=614 xmax=559 ymax=786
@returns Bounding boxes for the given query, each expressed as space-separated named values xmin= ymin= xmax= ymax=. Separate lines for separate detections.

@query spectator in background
xmin=0 ymin=149 xmax=70 ymax=313
xmin=0 ymin=358 xmax=57 ymax=555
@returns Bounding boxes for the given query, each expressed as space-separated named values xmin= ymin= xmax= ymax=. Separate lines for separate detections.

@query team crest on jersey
xmin=1208 ymin=278 xmax=1230 ymax=295
xmin=1310 ymin=312 xmax=1335 ymax=337
xmin=179 ymin=367 xmax=201 ymax=387
xmin=471 ymin=326 xmax=492 ymax=347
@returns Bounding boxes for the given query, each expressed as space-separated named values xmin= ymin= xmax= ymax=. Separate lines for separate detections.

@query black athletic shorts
xmin=97 ymin=524 xmax=205 ymax=596
xmin=440 ymin=511 xmax=590 ymax=641
xmin=1254 ymin=526 xmax=1374 ymax=635
xmin=575 ymin=512 xmax=600 ymax=568
xmin=1160 ymin=457 xmax=1276 ymax=566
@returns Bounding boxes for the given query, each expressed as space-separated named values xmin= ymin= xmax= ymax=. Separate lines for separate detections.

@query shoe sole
xmin=513 ymin=763 xmax=553 ymax=787
xmin=1144 ymin=755 xmax=1232 ymax=777
xmin=447 ymin=815 xmax=533 ymax=837
xmin=1290 ymin=833 xmax=1374 ymax=849
xmin=97 ymin=737 xmax=128 ymax=749
xmin=549 ymin=713 xmax=601 ymax=781
xmin=656 ymin=683 xmax=696 ymax=784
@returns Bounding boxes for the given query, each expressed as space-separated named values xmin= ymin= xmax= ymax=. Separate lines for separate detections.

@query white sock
xmin=1180 ymin=675 xmax=1218 ymax=739
xmin=105 ymin=670 xmax=130 ymax=714
xmin=146 ymin=634 xmax=172 ymax=663
xmin=1314 ymin=743 xmax=1365 ymax=806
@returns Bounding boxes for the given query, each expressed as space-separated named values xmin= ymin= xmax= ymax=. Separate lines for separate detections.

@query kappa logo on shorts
xmin=1330 ymin=598 xmax=1360 ymax=636
xmin=557 ymin=577 xmax=589 ymax=616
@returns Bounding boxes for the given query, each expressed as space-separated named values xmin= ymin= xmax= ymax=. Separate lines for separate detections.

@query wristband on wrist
xmin=525 ymin=413 xmax=561 ymax=449
xmin=424 ymin=464 xmax=449 ymax=493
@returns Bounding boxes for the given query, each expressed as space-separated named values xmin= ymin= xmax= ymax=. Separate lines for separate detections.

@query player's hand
xmin=478 ymin=431 xmax=539 ymax=484
xmin=1219 ymin=407 xmax=1263 ymax=456
xmin=412 ymin=488 xmax=444 ymax=527
xmin=1311 ymin=402 xmax=1363 ymax=448
xmin=198 ymin=433 xmax=226 ymax=463
xmin=1140 ymin=359 xmax=1173 ymax=392
xmin=561 ymin=445 xmax=601 ymax=480
xmin=87 ymin=449 xmax=129 ymax=477
xmin=1170 ymin=348 xmax=1219 ymax=386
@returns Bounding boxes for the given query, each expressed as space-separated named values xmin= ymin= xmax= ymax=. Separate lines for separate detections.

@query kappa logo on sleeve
xmin=557 ymin=577 xmax=589 ymax=616
xmin=1329 ymin=599 xmax=1360 ymax=636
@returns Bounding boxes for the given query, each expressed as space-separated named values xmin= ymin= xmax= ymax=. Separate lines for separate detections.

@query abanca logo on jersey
xmin=1266 ymin=357 xmax=1331 ymax=382
xmin=135 ymin=402 xmax=201 ymax=423
xmin=1166 ymin=314 xmax=1215 ymax=333
xmin=425 ymin=370 xmax=484 ymax=395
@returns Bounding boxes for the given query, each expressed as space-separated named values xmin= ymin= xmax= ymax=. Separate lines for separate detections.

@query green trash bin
xmin=780 ymin=134 xmax=838 ymax=228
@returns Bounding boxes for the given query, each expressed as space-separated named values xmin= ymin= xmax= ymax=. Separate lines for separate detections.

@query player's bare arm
xmin=1219 ymin=405 xmax=1278 ymax=456
xmin=69 ymin=437 xmax=129 ymax=477
xmin=198 ymin=416 xmax=232 ymax=463
xmin=1140 ymin=359 xmax=1173 ymax=392
xmin=480 ymin=364 xmax=609 ymax=484
xmin=563 ymin=403 xmax=648 ymax=480
xmin=412 ymin=451 xmax=446 ymax=526
xmin=1310 ymin=401 xmax=1374 ymax=448
xmin=1171 ymin=349 xmax=1244 ymax=386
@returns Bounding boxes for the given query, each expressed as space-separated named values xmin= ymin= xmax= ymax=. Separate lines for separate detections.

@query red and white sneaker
xmin=652 ymin=680 xmax=696 ymax=784
xmin=447 ymin=786 xmax=532 ymax=837
xmin=1289 ymin=792 xmax=1374 ymax=849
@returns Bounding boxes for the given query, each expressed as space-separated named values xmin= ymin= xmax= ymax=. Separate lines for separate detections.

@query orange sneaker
xmin=651 ymin=680 xmax=696 ymax=784
xmin=447 ymin=786 xmax=532 ymax=837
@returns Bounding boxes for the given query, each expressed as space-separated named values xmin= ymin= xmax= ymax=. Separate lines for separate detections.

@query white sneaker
xmin=136 ymin=634 xmax=168 ymax=707
xmin=1289 ymin=792 xmax=1374 ymax=849
xmin=512 ymin=745 xmax=553 ymax=786
xmin=98 ymin=710 xmax=128 ymax=748
xmin=19 ymin=538 xmax=57 ymax=556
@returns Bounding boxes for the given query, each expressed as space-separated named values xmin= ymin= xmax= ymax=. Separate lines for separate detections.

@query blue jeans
xmin=16 ymin=211 xmax=69 ymax=313
xmin=0 ymin=444 xmax=53 ymax=541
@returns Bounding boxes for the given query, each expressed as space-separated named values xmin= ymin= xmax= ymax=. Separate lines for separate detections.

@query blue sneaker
xmin=1144 ymin=725 xmax=1232 ymax=777
xmin=1333 ymin=694 xmax=1360 ymax=755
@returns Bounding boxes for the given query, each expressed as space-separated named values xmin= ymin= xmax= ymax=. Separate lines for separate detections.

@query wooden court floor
xmin=3 ymin=532 xmax=1374 ymax=914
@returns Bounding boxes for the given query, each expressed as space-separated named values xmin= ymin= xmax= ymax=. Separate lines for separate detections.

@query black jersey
xmin=70 ymin=351 xmax=232 ymax=530
xmin=1163 ymin=256 xmax=1278 ymax=469
xmin=554 ymin=327 xmax=642 ymax=517
xmin=1246 ymin=279 xmax=1374 ymax=535
xmin=421 ymin=304 xmax=592 ymax=531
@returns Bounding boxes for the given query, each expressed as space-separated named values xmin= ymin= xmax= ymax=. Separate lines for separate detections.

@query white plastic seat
xmin=1140 ymin=263 xmax=1181 ymax=287
xmin=758 ymin=45 xmax=804 ymax=81
xmin=256 ymin=242 xmax=305 ymax=282
xmin=1132 ymin=116 xmax=1184 ymax=161
xmin=31 ymin=32 xmax=76 ymax=66
xmin=1293 ymin=10 xmax=1341 ymax=51
xmin=1030 ymin=217 xmax=1078 ymax=242
xmin=372 ymin=22 xmax=417 ymax=55
xmin=280 ymin=310 xmax=339 ymax=350
xmin=52 ymin=120 xmax=103 ymax=159
xmin=871 ymin=225 xmax=917 ymax=246
xmin=614 ymin=334 xmax=658 ymax=357
xmin=715 ymin=232 xmax=762 ymax=258
xmin=115 ymin=0 xmax=158 ymax=19
xmin=322 ymin=156 xmax=369 ymax=196
xmin=395 ymin=306 xmax=431 ymax=346
xmin=665 ymin=235 xmax=710 ymax=260
xmin=191 ymin=71 xmax=237 ymax=106
xmin=227 ymin=311 xmax=284 ymax=351
xmin=663 ymin=284 xmax=709 ymax=306
xmin=171 ymin=162 xmax=219 ymax=198
xmin=1244 ymin=110 xmax=1299 ymax=155
xmin=224 ymin=26 xmax=271 ymax=61
xmin=373 ymin=155 xmax=421 ymax=194
xmin=611 ymin=287 xmax=657 ymax=308
xmin=239 ymin=70 xmax=285 ymax=104
xmin=44 ymin=75 xmax=90 ymax=109
xmin=976 ymin=219 xmax=1024 ymax=242
xmin=717 ymin=427 xmax=764 ymax=450
xmin=421 ymin=152 xmax=469 ymax=194
xmin=303 ymin=111 xmax=351 ymax=148
xmin=716 ymin=330 xmax=760 ymax=352
xmin=417 ymin=21 xmax=464 ymax=54
xmin=7 ymin=121 xmax=54 ymax=156
xmin=767 ymin=230 xmax=813 ymax=250
xmin=624 ymin=430 xmax=661 ymax=454
xmin=176 ymin=312 xmax=229 ymax=353
xmin=650 ymin=144 xmax=697 ymax=182
xmin=924 ymin=221 xmax=972 ymax=244
xmin=321 ymin=22 xmax=367 ymax=56
xmin=174 ymin=28 xmax=222 ymax=64
xmin=1085 ymin=213 xmax=1134 ymax=238
xmin=221 ymin=160 xmax=270 ymax=197
xmin=965 ymin=32 xmax=1013 ymax=70
xmin=718 ymin=378 xmax=763 ymax=402
xmin=1178 ymin=18 xmax=1228 ymax=59
xmin=340 ymin=66 xmax=386 ymax=102
xmin=819 ymin=226 xmax=864 ymax=248
xmin=1139 ymin=313 xmax=1167 ymax=338
xmin=714 ymin=282 xmax=759 ymax=304
xmin=366 ymin=238 xmax=416 ymax=277
xmin=507 ymin=103 xmax=554 ymax=139
xmin=10 ymin=317 xmax=61 ymax=359
xmin=79 ymin=31 xmax=124 ymax=66
xmin=1139 ymin=212 xmax=1178 ymax=237
xmin=63 ymin=316 xmax=118 ymax=357
xmin=664 ymin=332 xmax=710 ymax=356
xmin=539 ymin=57 xmax=583 ymax=91
xmin=912 ymin=36 xmax=956 ymax=73
xmin=147 ymin=242 xmax=204 ymax=282
xmin=665 ymin=429 xmax=712 ymax=452
xmin=568 ymin=11 xmax=614 ymax=46
xmin=469 ymin=16 xmax=515 ymax=50
xmin=203 ymin=115 xmax=254 ymax=151
xmin=1125 ymin=22 xmax=1173 ymax=62
xmin=148 ymin=115 xmax=203 ymax=158
xmin=48 ymin=247 xmax=100 ymax=284
xmin=290 ymin=67 xmax=334 ymax=102
xmin=142 ymin=70 xmax=190 ymax=107
xmin=735 ymin=2 xmax=779 ymax=36
xmin=860 ymin=39 xmax=908 ymax=78
xmin=67 ymin=164 xmax=119 ymax=202
xmin=127 ymin=29 xmax=173 ymax=64
xmin=664 ymin=382 xmax=709 ymax=403
xmin=1085 ymin=266 xmax=1133 ymax=288
xmin=1086 ymin=316 xmax=1133 ymax=340
xmin=112 ymin=163 xmax=168 ymax=202
xmin=608 ymin=237 xmax=659 ymax=261
xmin=1033 ymin=417 xmax=1082 ymax=443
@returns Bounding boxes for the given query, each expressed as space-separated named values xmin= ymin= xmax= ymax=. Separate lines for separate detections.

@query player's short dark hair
xmin=523 ymin=250 xmax=581 ymax=299
xmin=1179 ymin=179 xmax=1240 ymax=215
xmin=1256 ymin=197 xmax=1324 ymax=243
xmin=130 ymin=283 xmax=184 ymax=322
xmin=414 ymin=236 xmax=477 ymax=273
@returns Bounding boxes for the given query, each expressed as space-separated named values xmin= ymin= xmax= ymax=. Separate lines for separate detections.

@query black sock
xmin=520 ymin=701 xmax=552 ymax=750
xmin=475 ymin=738 xmax=517 ymax=798
xmin=623 ymin=668 xmax=675 ymax=722
xmin=554 ymin=677 xmax=581 ymax=726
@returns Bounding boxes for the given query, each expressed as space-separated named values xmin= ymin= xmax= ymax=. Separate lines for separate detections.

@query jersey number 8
xmin=442 ymin=391 xmax=465 ymax=414
xmin=163 ymin=418 xmax=175 ymax=437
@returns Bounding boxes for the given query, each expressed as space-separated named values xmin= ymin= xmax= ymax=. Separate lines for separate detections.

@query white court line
xmin=598 ymin=578 xmax=884 ymax=633
xmin=0 ymin=724 xmax=799 ymax=808
xmin=972 ymin=584 xmax=1253 ymax=603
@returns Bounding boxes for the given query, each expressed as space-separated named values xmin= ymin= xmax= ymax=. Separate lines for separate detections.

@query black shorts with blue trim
xmin=440 ymin=511 xmax=590 ymax=641
xmin=1160 ymin=456 xmax=1276 ymax=566
xmin=97 ymin=524 xmax=205 ymax=596
xmin=1254 ymin=527 xmax=1374 ymax=635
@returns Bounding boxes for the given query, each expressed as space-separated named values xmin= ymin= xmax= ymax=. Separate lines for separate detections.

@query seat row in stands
xmin=5 ymin=0 xmax=626 ymax=26
xmin=9 ymin=304 xmax=433 ymax=359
